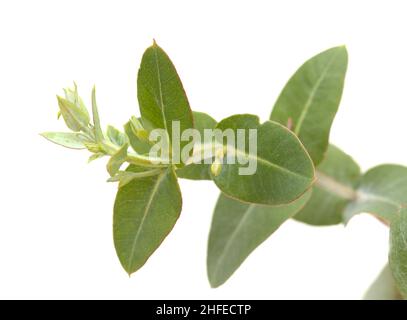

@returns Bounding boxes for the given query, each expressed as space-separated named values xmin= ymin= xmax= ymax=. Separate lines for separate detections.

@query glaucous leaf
xmin=40 ymin=132 xmax=86 ymax=149
xmin=107 ymin=168 xmax=162 ymax=188
xmin=176 ymin=111 xmax=217 ymax=180
xmin=63 ymin=83 xmax=89 ymax=122
xmin=364 ymin=264 xmax=402 ymax=300
xmin=207 ymin=190 xmax=312 ymax=288
xmin=389 ymin=208 xmax=407 ymax=299
xmin=211 ymin=114 xmax=314 ymax=205
xmin=295 ymin=145 xmax=360 ymax=225
xmin=57 ymin=96 xmax=90 ymax=132
xmin=137 ymin=41 xmax=194 ymax=165
xmin=270 ymin=46 xmax=348 ymax=165
xmin=106 ymin=143 xmax=128 ymax=177
xmin=107 ymin=125 xmax=127 ymax=146
xmin=344 ymin=165 xmax=407 ymax=223
xmin=92 ymin=86 xmax=104 ymax=142
xmin=124 ymin=119 xmax=151 ymax=154
xmin=113 ymin=166 xmax=182 ymax=275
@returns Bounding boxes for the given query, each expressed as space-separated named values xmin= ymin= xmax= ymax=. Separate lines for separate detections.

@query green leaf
xmin=294 ymin=145 xmax=360 ymax=225
xmin=364 ymin=264 xmax=402 ymax=300
xmin=40 ymin=132 xmax=86 ymax=149
xmin=92 ymin=86 xmax=104 ymax=143
xmin=344 ymin=165 xmax=407 ymax=223
xmin=207 ymin=190 xmax=312 ymax=288
xmin=106 ymin=143 xmax=128 ymax=177
xmin=137 ymin=41 xmax=194 ymax=165
xmin=107 ymin=125 xmax=127 ymax=146
xmin=113 ymin=166 xmax=182 ymax=275
xmin=211 ymin=114 xmax=314 ymax=205
xmin=389 ymin=208 xmax=407 ymax=299
xmin=63 ymin=83 xmax=90 ymax=123
xmin=270 ymin=46 xmax=348 ymax=165
xmin=176 ymin=111 xmax=218 ymax=180
xmin=57 ymin=95 xmax=90 ymax=132
xmin=88 ymin=152 xmax=104 ymax=163
xmin=107 ymin=168 xmax=162 ymax=188
xmin=124 ymin=119 xmax=151 ymax=154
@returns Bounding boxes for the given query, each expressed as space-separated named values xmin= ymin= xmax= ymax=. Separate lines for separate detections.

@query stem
xmin=315 ymin=171 xmax=357 ymax=200
xmin=315 ymin=171 xmax=391 ymax=227
xmin=101 ymin=141 xmax=168 ymax=168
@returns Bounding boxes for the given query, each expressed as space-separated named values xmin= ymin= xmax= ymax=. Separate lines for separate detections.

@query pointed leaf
xmin=113 ymin=166 xmax=182 ymax=275
xmin=211 ymin=114 xmax=314 ymax=205
xmin=137 ymin=41 xmax=194 ymax=165
xmin=40 ymin=132 xmax=86 ymax=149
xmin=270 ymin=46 xmax=348 ymax=165
xmin=207 ymin=190 xmax=312 ymax=288
xmin=107 ymin=168 xmax=162 ymax=188
xmin=57 ymin=96 xmax=89 ymax=132
xmin=344 ymin=165 xmax=407 ymax=223
xmin=63 ymin=83 xmax=90 ymax=123
xmin=107 ymin=125 xmax=127 ymax=146
xmin=124 ymin=119 xmax=151 ymax=154
xmin=92 ymin=86 xmax=104 ymax=142
xmin=364 ymin=264 xmax=402 ymax=300
xmin=177 ymin=111 xmax=218 ymax=180
xmin=88 ymin=152 xmax=104 ymax=163
xmin=295 ymin=145 xmax=360 ymax=225
xmin=106 ymin=143 xmax=128 ymax=177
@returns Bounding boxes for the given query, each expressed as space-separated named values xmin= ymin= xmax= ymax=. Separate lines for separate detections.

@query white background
xmin=0 ymin=0 xmax=406 ymax=299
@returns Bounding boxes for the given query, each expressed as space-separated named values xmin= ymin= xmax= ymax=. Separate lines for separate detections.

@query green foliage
xmin=364 ymin=264 xmax=402 ymax=300
xmin=207 ymin=190 xmax=312 ymax=288
xmin=389 ymin=208 xmax=407 ymax=298
xmin=113 ymin=166 xmax=181 ymax=275
xmin=270 ymin=46 xmax=348 ymax=165
xmin=295 ymin=145 xmax=360 ymax=225
xmin=41 ymin=42 xmax=407 ymax=299
xmin=137 ymin=41 xmax=194 ymax=166
xmin=211 ymin=114 xmax=314 ymax=205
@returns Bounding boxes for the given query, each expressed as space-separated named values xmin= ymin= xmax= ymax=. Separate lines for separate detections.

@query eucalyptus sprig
xmin=42 ymin=42 xmax=407 ymax=299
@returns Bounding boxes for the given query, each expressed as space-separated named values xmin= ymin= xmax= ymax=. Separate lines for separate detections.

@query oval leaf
xmin=211 ymin=114 xmax=314 ymax=205
xmin=295 ymin=145 xmax=360 ymax=225
xmin=113 ymin=166 xmax=182 ymax=275
xmin=270 ymin=46 xmax=348 ymax=165
xmin=176 ymin=111 xmax=218 ymax=180
xmin=137 ymin=41 xmax=194 ymax=165
xmin=124 ymin=118 xmax=152 ymax=155
xmin=389 ymin=208 xmax=407 ymax=299
xmin=207 ymin=190 xmax=312 ymax=288
xmin=40 ymin=132 xmax=86 ymax=149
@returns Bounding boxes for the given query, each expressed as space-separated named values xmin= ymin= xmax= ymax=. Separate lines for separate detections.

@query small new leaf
xmin=57 ymin=95 xmax=90 ymax=132
xmin=107 ymin=143 xmax=128 ymax=177
xmin=107 ymin=125 xmax=127 ymax=147
xmin=40 ymin=132 xmax=86 ymax=149
xmin=107 ymin=168 xmax=162 ymax=188
xmin=92 ymin=86 xmax=104 ymax=142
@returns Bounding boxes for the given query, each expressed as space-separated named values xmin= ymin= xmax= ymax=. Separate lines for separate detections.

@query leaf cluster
xmin=42 ymin=42 xmax=407 ymax=299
